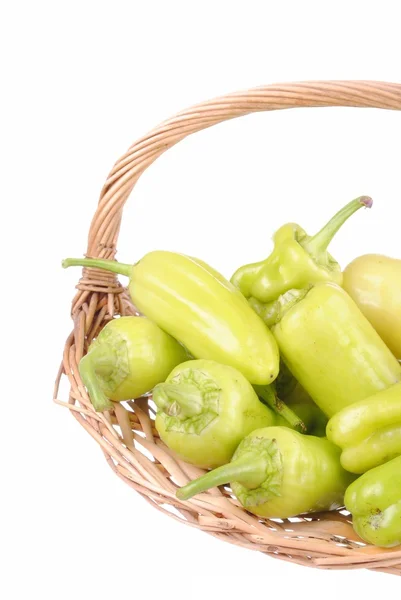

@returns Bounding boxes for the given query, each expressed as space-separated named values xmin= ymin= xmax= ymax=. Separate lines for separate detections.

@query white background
xmin=2 ymin=1 xmax=401 ymax=598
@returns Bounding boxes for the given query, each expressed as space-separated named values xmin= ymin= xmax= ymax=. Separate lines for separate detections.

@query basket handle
xmin=86 ymin=80 xmax=401 ymax=259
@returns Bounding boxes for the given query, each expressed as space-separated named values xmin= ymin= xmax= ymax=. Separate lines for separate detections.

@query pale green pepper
xmin=79 ymin=316 xmax=188 ymax=411
xmin=343 ymin=253 xmax=401 ymax=359
xmin=252 ymin=284 xmax=401 ymax=417
xmin=231 ymin=196 xmax=372 ymax=303
xmin=153 ymin=360 xmax=278 ymax=469
xmin=63 ymin=252 xmax=279 ymax=385
xmin=327 ymin=382 xmax=401 ymax=473
xmin=177 ymin=426 xmax=354 ymax=518
xmin=345 ymin=456 xmax=401 ymax=547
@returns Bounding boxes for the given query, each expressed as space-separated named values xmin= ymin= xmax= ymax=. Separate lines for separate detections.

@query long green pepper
xmin=252 ymin=283 xmax=401 ymax=417
xmin=177 ymin=426 xmax=354 ymax=518
xmin=63 ymin=251 xmax=279 ymax=385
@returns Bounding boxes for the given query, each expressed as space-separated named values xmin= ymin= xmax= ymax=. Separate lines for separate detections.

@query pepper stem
xmin=153 ymin=383 xmax=204 ymax=419
xmin=62 ymin=257 xmax=132 ymax=278
xmin=302 ymin=196 xmax=373 ymax=259
xmin=254 ymin=385 xmax=306 ymax=433
xmin=79 ymin=348 xmax=114 ymax=412
xmin=176 ymin=455 xmax=267 ymax=501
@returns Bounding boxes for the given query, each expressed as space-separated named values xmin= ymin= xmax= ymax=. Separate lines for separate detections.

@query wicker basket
xmin=55 ymin=80 xmax=401 ymax=575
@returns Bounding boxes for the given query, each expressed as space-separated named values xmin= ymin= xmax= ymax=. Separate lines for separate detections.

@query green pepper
xmin=345 ymin=456 xmax=401 ymax=547
xmin=154 ymin=360 xmax=279 ymax=469
xmin=231 ymin=196 xmax=372 ymax=303
xmin=79 ymin=316 xmax=188 ymax=411
xmin=62 ymin=252 xmax=279 ymax=385
xmin=176 ymin=426 xmax=354 ymax=518
xmin=343 ymin=254 xmax=401 ymax=359
xmin=327 ymin=382 xmax=401 ymax=474
xmin=254 ymin=283 xmax=401 ymax=417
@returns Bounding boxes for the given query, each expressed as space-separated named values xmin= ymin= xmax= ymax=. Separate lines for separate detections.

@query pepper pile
xmin=63 ymin=196 xmax=401 ymax=548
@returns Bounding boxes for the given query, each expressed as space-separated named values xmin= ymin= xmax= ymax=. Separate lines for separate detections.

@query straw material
xmin=55 ymin=80 xmax=401 ymax=574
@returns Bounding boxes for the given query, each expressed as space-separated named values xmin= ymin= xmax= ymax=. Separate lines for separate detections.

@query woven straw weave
xmin=55 ymin=81 xmax=401 ymax=575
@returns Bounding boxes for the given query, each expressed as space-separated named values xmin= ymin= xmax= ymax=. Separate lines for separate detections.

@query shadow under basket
xmin=54 ymin=80 xmax=401 ymax=575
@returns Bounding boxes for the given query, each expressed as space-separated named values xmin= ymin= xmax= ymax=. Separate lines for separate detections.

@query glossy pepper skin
xmin=62 ymin=252 xmax=279 ymax=385
xmin=231 ymin=196 xmax=372 ymax=304
xmin=345 ymin=456 xmax=401 ymax=547
xmin=79 ymin=316 xmax=188 ymax=412
xmin=256 ymin=283 xmax=401 ymax=418
xmin=176 ymin=426 xmax=354 ymax=518
xmin=343 ymin=254 xmax=401 ymax=359
xmin=327 ymin=382 xmax=401 ymax=474
xmin=153 ymin=360 xmax=278 ymax=469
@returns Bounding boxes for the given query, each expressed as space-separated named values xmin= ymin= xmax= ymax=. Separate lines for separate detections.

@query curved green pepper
xmin=154 ymin=360 xmax=278 ymax=469
xmin=231 ymin=196 xmax=372 ymax=303
xmin=177 ymin=426 xmax=354 ymax=518
xmin=255 ymin=284 xmax=401 ymax=417
xmin=327 ymin=382 xmax=401 ymax=473
xmin=79 ymin=316 xmax=188 ymax=411
xmin=345 ymin=456 xmax=401 ymax=547
xmin=63 ymin=252 xmax=279 ymax=385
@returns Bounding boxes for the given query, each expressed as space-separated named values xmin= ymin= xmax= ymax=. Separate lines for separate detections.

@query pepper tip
xmin=359 ymin=196 xmax=373 ymax=209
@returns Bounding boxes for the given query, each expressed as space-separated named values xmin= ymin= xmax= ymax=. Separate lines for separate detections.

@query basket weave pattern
xmin=55 ymin=81 xmax=401 ymax=575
